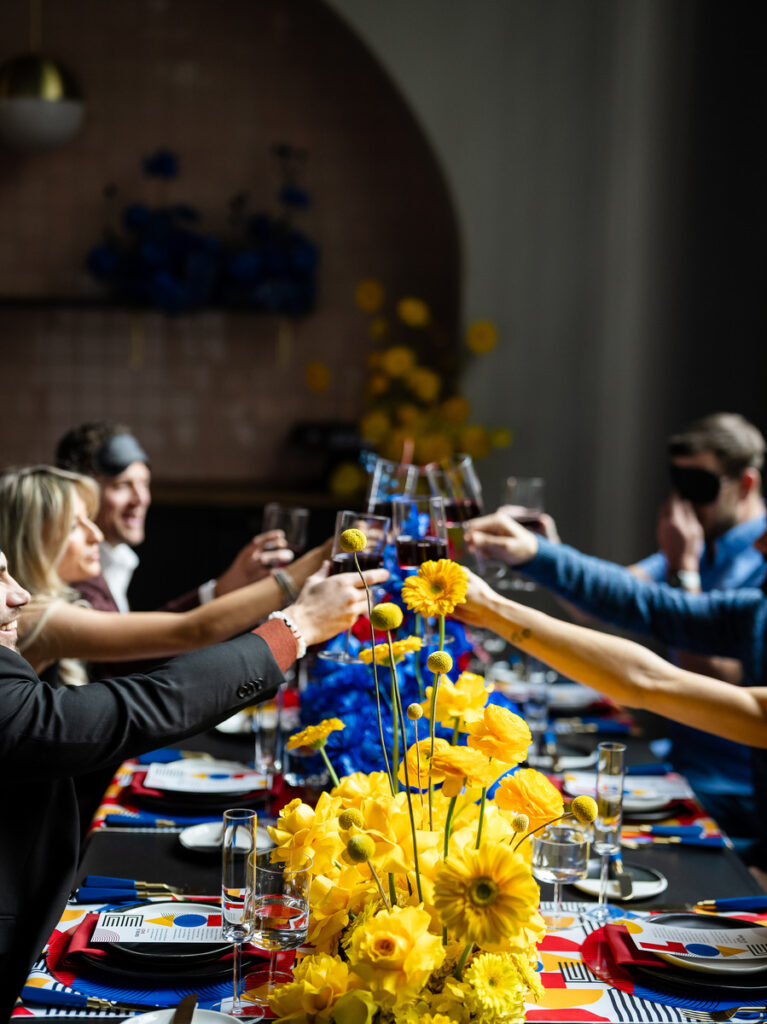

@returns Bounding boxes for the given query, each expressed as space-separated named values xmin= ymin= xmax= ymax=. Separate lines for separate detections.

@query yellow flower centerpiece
xmin=269 ymin=547 xmax=588 ymax=1023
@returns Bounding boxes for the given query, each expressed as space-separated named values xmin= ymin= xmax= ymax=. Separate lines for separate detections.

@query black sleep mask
xmin=92 ymin=434 xmax=149 ymax=477
xmin=669 ymin=464 xmax=722 ymax=504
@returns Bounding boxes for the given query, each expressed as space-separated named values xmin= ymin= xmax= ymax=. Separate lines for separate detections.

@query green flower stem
xmin=354 ymin=553 xmax=395 ymax=796
xmin=454 ymin=941 xmax=474 ymax=980
xmin=388 ymin=872 xmax=397 ymax=907
xmin=387 ymin=633 xmax=423 ymax=903
xmin=439 ymin=614 xmax=446 ymax=649
xmin=443 ymin=794 xmax=458 ymax=860
xmin=451 ymin=716 xmax=460 ymax=746
xmin=413 ymin=637 xmax=426 ymax=700
xmin=318 ymin=744 xmax=340 ymax=789
xmin=427 ymin=679 xmax=442 ymax=832
xmin=475 ymin=787 xmax=487 ymax=849
xmin=391 ymin=668 xmax=400 ymax=793
xmin=413 ymin=719 xmax=425 ymax=812
xmin=366 ymin=859 xmax=391 ymax=910
xmin=513 ymin=811 xmax=569 ymax=853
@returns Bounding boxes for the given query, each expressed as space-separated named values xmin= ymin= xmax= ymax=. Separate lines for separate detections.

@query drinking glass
xmin=317 ymin=510 xmax=390 ymax=664
xmin=393 ymin=495 xmax=450 ymax=645
xmin=424 ymin=454 xmax=484 ymax=564
xmin=590 ymin=742 xmax=626 ymax=922
xmin=532 ymin=822 xmax=590 ymax=929
xmin=215 ymin=808 xmax=263 ymax=1019
xmin=366 ymin=457 xmax=419 ymax=518
xmin=500 ymin=477 xmax=545 ymax=591
xmin=243 ymin=849 xmax=313 ymax=1006
xmin=253 ymin=691 xmax=282 ymax=777
xmin=261 ymin=503 xmax=310 ymax=556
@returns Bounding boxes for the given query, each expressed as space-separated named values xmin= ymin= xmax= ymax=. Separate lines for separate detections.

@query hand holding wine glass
xmin=262 ymin=503 xmax=310 ymax=558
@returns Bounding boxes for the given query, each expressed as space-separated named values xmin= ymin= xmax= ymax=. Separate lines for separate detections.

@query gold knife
xmin=171 ymin=993 xmax=198 ymax=1024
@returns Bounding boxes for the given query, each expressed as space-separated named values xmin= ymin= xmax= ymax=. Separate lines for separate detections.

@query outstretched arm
xmin=454 ymin=570 xmax=767 ymax=749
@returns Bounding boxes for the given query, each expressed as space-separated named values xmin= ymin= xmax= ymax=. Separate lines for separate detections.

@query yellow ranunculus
xmin=465 ymin=705 xmax=531 ymax=765
xmin=332 ymin=989 xmax=379 ymax=1024
xmin=430 ymin=745 xmax=495 ymax=797
xmin=401 ymin=559 xmax=468 ymax=618
xmin=466 ymin=319 xmax=498 ymax=354
xmin=355 ymin=278 xmax=385 ymax=313
xmin=398 ymin=737 xmax=451 ymax=790
xmin=348 ymin=904 xmax=445 ymax=1005
xmin=381 ymin=345 xmax=416 ymax=378
xmin=305 ymin=361 xmax=331 ymax=393
xmin=421 ymin=671 xmax=490 ymax=730
xmin=269 ymin=792 xmax=344 ymax=876
xmin=268 ymin=950 xmax=351 ymax=1020
xmin=331 ymin=771 xmax=393 ymax=807
xmin=396 ymin=297 xmax=431 ymax=327
xmin=495 ymin=768 xmax=564 ymax=831
xmin=433 ymin=842 xmax=542 ymax=950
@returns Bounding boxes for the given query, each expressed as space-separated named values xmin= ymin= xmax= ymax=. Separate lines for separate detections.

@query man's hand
xmin=215 ymin=531 xmax=294 ymax=597
xmin=497 ymin=506 xmax=561 ymax=543
xmin=287 ymin=563 xmax=390 ymax=647
xmin=657 ymin=495 xmax=704 ymax=573
xmin=464 ymin=510 xmax=540 ymax=566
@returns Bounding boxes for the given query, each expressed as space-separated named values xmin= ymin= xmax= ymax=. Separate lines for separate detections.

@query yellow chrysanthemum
xmin=463 ymin=952 xmax=527 ymax=1021
xmin=433 ymin=842 xmax=541 ymax=949
xmin=441 ymin=395 xmax=472 ymax=424
xmin=381 ymin=345 xmax=417 ymax=378
xmin=348 ymin=904 xmax=445 ymax=1006
xmin=430 ymin=746 xmax=495 ymax=797
xmin=407 ymin=367 xmax=442 ymax=403
xmin=465 ymin=705 xmax=531 ymax=765
xmin=370 ymin=602 xmax=403 ymax=631
xmin=495 ymin=768 xmax=564 ymax=831
xmin=458 ymin=425 xmax=490 ymax=460
xmin=268 ymin=951 xmax=352 ymax=1020
xmin=355 ymin=278 xmax=385 ymax=313
xmin=466 ymin=320 xmax=498 ymax=355
xmin=329 ymin=462 xmax=366 ymax=497
xmin=359 ymin=636 xmax=422 ymax=666
xmin=360 ymin=409 xmax=391 ymax=444
xmin=401 ymin=559 xmax=468 ymax=618
xmin=304 ymin=361 xmax=331 ymax=393
xmin=421 ymin=671 xmax=490 ymax=730
xmin=396 ymin=297 xmax=431 ymax=328
xmin=287 ymin=717 xmax=345 ymax=751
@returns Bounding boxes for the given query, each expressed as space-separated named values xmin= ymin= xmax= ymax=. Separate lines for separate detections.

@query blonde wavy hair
xmin=0 ymin=466 xmax=100 ymax=685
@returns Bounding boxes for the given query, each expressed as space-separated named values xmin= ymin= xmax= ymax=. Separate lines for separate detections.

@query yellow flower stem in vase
xmin=513 ymin=812 xmax=567 ymax=853
xmin=454 ymin=940 xmax=474 ymax=980
xmin=388 ymin=872 xmax=397 ymax=907
xmin=391 ymin=667 xmax=400 ymax=794
xmin=451 ymin=716 xmax=460 ymax=746
xmin=475 ymin=787 xmax=487 ymax=849
xmin=354 ymin=552 xmax=395 ymax=796
xmin=386 ymin=633 xmax=423 ymax=903
xmin=317 ymin=742 xmax=341 ymax=789
xmin=443 ymin=794 xmax=458 ymax=859
xmin=413 ymin=639 xmax=426 ymax=700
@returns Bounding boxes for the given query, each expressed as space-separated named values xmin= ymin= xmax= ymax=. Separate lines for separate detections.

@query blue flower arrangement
xmin=86 ymin=144 xmax=318 ymax=315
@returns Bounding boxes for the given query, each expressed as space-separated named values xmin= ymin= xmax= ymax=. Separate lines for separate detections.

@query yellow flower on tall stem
xmin=495 ymin=768 xmax=564 ymax=831
xmin=401 ymin=560 xmax=468 ymax=619
xmin=465 ymin=705 xmax=531 ymax=765
xmin=287 ymin=717 xmax=346 ymax=787
xmin=359 ymin=635 xmax=422 ymax=665
xmin=421 ymin=670 xmax=490 ymax=735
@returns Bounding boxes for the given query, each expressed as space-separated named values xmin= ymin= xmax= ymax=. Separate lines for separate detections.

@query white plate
xmin=648 ymin=914 xmax=767 ymax=975
xmin=572 ymin=861 xmax=667 ymax=901
xmin=129 ymin=1011 xmax=235 ymax=1023
xmin=215 ymin=711 xmax=253 ymax=735
xmin=179 ymin=821 xmax=274 ymax=853
xmin=622 ymin=795 xmax=672 ymax=813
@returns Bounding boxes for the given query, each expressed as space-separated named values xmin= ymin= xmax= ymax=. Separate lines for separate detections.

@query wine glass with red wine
xmin=365 ymin=457 xmax=419 ymax=519
xmin=500 ymin=477 xmax=545 ymax=591
xmin=317 ymin=509 xmax=390 ymax=665
xmin=393 ymin=495 xmax=450 ymax=645
xmin=424 ymin=454 xmax=484 ymax=563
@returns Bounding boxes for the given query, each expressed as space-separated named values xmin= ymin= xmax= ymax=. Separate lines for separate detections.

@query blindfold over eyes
xmin=92 ymin=434 xmax=149 ymax=477
xmin=669 ymin=464 xmax=722 ymax=504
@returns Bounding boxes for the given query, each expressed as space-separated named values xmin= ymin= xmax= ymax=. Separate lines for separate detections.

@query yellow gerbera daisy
xmin=495 ymin=768 xmax=564 ymax=831
xmin=465 ymin=705 xmax=531 ymax=765
xmin=359 ymin=636 xmax=422 ymax=666
xmin=287 ymin=717 xmax=345 ymax=751
xmin=433 ymin=842 xmax=541 ymax=949
xmin=401 ymin=559 xmax=468 ymax=618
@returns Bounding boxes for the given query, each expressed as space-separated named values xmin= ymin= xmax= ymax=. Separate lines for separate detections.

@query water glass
xmin=253 ymin=691 xmax=282 ymax=777
xmin=591 ymin=742 xmax=626 ymax=922
xmin=261 ymin=503 xmax=310 ymax=556
xmin=532 ymin=822 xmax=590 ymax=928
xmin=243 ymin=849 xmax=313 ymax=1005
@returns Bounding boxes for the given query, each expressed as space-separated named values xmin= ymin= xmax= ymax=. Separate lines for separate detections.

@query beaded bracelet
xmin=268 ymin=610 xmax=307 ymax=659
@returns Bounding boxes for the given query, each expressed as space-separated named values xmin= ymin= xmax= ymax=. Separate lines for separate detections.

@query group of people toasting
xmin=2 ymin=412 xmax=767 ymax=1013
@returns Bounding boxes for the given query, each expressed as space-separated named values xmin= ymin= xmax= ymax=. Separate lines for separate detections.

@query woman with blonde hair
xmin=0 ymin=466 xmax=385 ymax=686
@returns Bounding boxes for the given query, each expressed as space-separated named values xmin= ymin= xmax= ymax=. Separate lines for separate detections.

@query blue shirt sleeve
xmin=632 ymin=551 xmax=667 ymax=581
xmin=521 ymin=538 xmax=767 ymax=682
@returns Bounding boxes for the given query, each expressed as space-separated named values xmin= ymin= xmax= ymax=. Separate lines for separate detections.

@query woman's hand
xmin=451 ymin=567 xmax=505 ymax=629
xmin=287 ymin=562 xmax=389 ymax=647
xmin=464 ymin=510 xmax=539 ymax=565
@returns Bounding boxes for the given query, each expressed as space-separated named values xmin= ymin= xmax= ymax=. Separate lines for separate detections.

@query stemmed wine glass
xmin=316 ymin=510 xmax=390 ymax=664
xmin=424 ymin=454 xmax=484 ymax=565
xmin=261 ymin=503 xmax=310 ymax=557
xmin=590 ymin=741 xmax=627 ymax=922
xmin=242 ymin=849 xmax=313 ymax=1007
xmin=366 ymin=456 xmax=419 ymax=518
xmin=499 ymin=477 xmax=545 ymax=591
xmin=531 ymin=822 xmax=590 ymax=929
xmin=215 ymin=808 xmax=263 ymax=1019
xmin=392 ymin=495 xmax=450 ymax=645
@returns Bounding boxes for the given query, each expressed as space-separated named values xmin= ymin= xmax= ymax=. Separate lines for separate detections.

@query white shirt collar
xmin=99 ymin=542 xmax=139 ymax=613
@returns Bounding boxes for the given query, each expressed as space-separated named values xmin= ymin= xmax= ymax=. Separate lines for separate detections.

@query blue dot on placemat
xmin=175 ymin=913 xmax=207 ymax=927
xmin=686 ymin=943 xmax=720 ymax=957
xmin=208 ymin=772 xmax=230 ymax=779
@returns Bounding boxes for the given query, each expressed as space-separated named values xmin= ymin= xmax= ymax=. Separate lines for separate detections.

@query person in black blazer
xmin=0 ymin=546 xmax=384 ymax=1017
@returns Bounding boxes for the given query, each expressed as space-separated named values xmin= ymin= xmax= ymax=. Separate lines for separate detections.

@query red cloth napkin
xmin=603 ymin=923 xmax=672 ymax=970
xmin=128 ymin=769 xmax=265 ymax=806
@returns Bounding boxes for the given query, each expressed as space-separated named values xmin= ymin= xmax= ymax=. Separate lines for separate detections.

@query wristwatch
xmin=668 ymin=568 xmax=702 ymax=591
